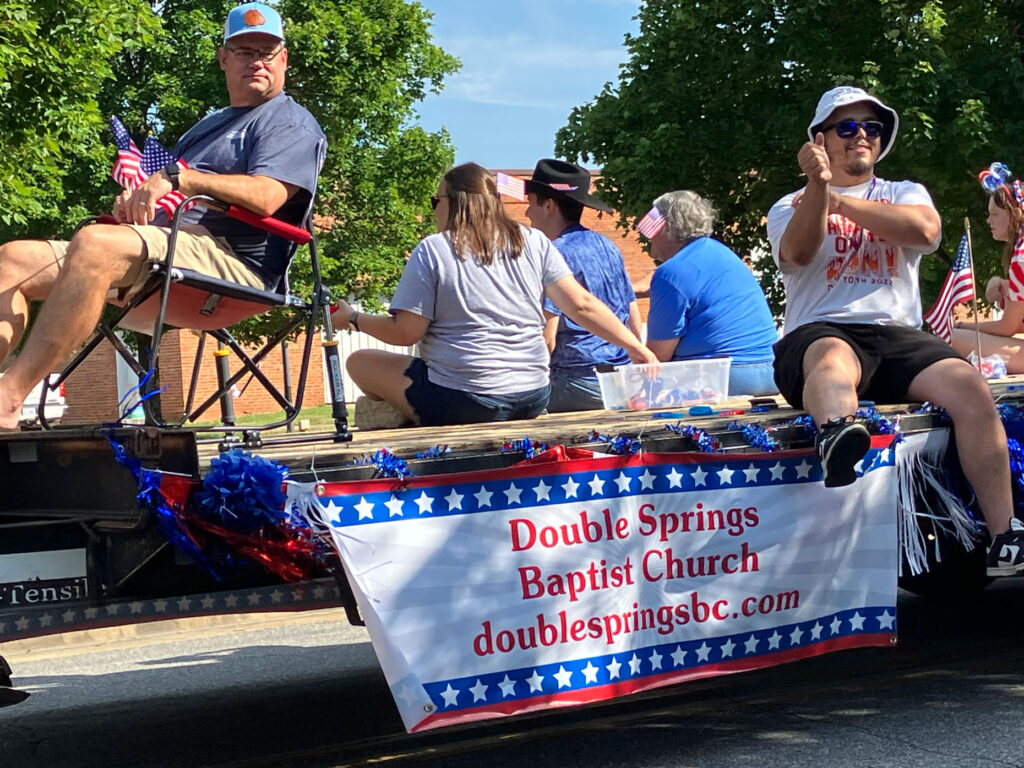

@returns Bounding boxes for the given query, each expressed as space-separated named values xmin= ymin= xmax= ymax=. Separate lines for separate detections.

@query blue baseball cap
xmin=224 ymin=2 xmax=285 ymax=43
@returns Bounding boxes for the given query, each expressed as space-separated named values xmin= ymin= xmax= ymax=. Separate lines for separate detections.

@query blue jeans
xmin=403 ymin=358 xmax=550 ymax=426
xmin=728 ymin=360 xmax=778 ymax=397
xmin=547 ymin=369 xmax=605 ymax=413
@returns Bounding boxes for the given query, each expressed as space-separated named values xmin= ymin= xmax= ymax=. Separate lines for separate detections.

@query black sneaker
xmin=815 ymin=418 xmax=871 ymax=488
xmin=987 ymin=518 xmax=1024 ymax=577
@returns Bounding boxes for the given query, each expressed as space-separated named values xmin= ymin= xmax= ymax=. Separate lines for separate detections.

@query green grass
xmin=191 ymin=403 xmax=353 ymax=434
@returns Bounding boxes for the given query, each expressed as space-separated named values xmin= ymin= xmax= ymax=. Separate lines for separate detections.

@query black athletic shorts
xmin=772 ymin=322 xmax=964 ymax=409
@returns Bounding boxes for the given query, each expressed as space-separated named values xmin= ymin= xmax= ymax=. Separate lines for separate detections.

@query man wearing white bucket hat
xmin=767 ymin=85 xmax=1024 ymax=577
xmin=0 ymin=2 xmax=324 ymax=430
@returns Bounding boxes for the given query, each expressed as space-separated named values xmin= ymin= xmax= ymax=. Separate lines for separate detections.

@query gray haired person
xmin=643 ymin=190 xmax=779 ymax=396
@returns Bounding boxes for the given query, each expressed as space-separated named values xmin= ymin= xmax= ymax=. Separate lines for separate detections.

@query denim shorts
xmin=728 ymin=360 xmax=779 ymax=397
xmin=547 ymin=368 xmax=605 ymax=413
xmin=403 ymin=358 xmax=550 ymax=426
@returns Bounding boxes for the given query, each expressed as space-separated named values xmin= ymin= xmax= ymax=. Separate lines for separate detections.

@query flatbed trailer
xmin=0 ymin=384 xmax=1013 ymax=707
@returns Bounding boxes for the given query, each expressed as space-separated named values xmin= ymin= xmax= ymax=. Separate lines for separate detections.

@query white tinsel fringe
xmin=896 ymin=430 xmax=981 ymax=577
xmin=286 ymin=481 xmax=334 ymax=535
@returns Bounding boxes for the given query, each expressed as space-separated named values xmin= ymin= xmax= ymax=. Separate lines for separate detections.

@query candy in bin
xmin=967 ymin=351 xmax=1008 ymax=379
xmin=597 ymin=359 xmax=732 ymax=412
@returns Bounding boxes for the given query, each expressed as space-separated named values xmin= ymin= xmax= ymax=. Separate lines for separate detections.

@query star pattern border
xmin=0 ymin=579 xmax=342 ymax=641
xmin=326 ymin=449 xmax=895 ymax=526
xmin=419 ymin=606 xmax=897 ymax=711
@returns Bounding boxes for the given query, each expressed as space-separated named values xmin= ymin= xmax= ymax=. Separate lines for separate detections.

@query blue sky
xmin=415 ymin=0 xmax=641 ymax=169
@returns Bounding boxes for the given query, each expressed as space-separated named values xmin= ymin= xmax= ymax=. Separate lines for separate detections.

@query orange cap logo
xmin=243 ymin=9 xmax=266 ymax=27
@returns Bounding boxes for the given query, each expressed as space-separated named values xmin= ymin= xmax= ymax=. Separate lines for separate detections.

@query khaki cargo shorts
xmin=48 ymin=224 xmax=266 ymax=299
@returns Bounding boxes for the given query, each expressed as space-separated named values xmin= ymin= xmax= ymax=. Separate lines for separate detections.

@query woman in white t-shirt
xmin=333 ymin=162 xmax=656 ymax=428
xmin=951 ymin=163 xmax=1024 ymax=372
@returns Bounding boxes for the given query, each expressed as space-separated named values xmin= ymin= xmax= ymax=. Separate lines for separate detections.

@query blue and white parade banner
xmin=317 ymin=437 xmax=898 ymax=732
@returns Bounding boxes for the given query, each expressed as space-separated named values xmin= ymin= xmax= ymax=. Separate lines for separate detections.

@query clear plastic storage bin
xmin=596 ymin=358 xmax=731 ymax=411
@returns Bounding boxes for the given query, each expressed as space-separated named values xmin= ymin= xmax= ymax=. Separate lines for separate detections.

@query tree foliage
xmin=0 ymin=1 xmax=161 ymax=234
xmin=0 ymin=0 xmax=458 ymax=341
xmin=556 ymin=0 xmax=1024 ymax=315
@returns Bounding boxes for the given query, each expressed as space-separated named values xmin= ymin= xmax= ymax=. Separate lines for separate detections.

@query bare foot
xmin=0 ymin=384 xmax=22 ymax=430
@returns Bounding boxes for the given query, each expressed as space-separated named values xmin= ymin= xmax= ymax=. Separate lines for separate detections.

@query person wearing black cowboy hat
xmin=525 ymin=159 xmax=640 ymax=412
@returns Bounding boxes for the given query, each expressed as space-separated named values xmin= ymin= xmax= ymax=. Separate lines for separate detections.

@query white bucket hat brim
xmin=808 ymin=86 xmax=899 ymax=163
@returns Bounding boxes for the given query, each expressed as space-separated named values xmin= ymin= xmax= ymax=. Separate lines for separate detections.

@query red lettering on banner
xmin=642 ymin=541 xmax=759 ymax=582
xmin=508 ymin=508 xmax=629 ymax=552
xmin=472 ymin=584 xmax=803 ymax=655
xmin=636 ymin=503 xmax=759 ymax=540
xmin=518 ymin=558 xmax=635 ymax=601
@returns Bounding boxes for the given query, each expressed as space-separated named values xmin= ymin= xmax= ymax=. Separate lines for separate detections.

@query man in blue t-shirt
xmin=644 ymin=190 xmax=779 ymax=397
xmin=0 ymin=2 xmax=325 ymax=428
xmin=524 ymin=159 xmax=640 ymax=412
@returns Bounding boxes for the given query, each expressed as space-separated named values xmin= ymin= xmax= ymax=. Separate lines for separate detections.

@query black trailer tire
xmin=0 ymin=654 xmax=29 ymax=708
xmin=898 ymin=539 xmax=993 ymax=598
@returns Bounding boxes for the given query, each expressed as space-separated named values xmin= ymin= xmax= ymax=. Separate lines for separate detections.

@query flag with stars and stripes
xmin=636 ymin=206 xmax=666 ymax=238
xmin=109 ymin=116 xmax=193 ymax=217
xmin=311 ymin=438 xmax=899 ymax=732
xmin=139 ymin=137 xmax=191 ymax=217
xmin=923 ymin=233 xmax=975 ymax=342
xmin=110 ymin=116 xmax=143 ymax=189
xmin=495 ymin=172 xmax=526 ymax=201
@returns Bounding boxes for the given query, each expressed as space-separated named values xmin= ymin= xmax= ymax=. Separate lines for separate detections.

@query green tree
xmin=556 ymin=0 xmax=1024 ymax=315
xmin=0 ymin=1 xmax=161 ymax=235
xmin=1 ymin=0 xmax=458 ymax=340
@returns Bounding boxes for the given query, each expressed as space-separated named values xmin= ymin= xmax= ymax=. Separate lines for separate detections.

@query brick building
xmin=62 ymin=172 xmax=656 ymax=423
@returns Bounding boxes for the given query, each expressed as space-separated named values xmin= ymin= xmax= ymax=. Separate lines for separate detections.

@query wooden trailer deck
xmin=193 ymin=376 xmax=1024 ymax=481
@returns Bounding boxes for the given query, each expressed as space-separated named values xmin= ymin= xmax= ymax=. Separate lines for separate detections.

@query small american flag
xmin=495 ymin=172 xmax=526 ymax=201
xmin=924 ymin=234 xmax=975 ymax=343
xmin=140 ymin=137 xmax=190 ymax=217
xmin=636 ymin=206 xmax=666 ymax=239
xmin=111 ymin=116 xmax=143 ymax=189
xmin=548 ymin=183 xmax=578 ymax=191
xmin=109 ymin=117 xmax=192 ymax=217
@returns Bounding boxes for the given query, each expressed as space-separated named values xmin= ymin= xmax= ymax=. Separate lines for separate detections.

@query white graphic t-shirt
xmin=766 ymin=178 xmax=940 ymax=334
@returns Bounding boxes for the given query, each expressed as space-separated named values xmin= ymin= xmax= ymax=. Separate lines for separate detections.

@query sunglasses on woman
xmin=430 ymin=196 xmax=443 ymax=210
xmin=821 ymin=120 xmax=884 ymax=139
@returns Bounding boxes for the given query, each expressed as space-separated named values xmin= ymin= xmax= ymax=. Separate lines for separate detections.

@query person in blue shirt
xmin=0 ymin=2 xmax=324 ymax=429
xmin=524 ymin=159 xmax=640 ymax=411
xmin=645 ymin=190 xmax=779 ymax=397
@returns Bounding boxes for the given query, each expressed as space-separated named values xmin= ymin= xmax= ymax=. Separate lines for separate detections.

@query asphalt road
xmin=4 ymin=581 xmax=1024 ymax=768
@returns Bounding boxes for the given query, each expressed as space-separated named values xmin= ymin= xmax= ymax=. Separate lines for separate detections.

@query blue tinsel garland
xmin=589 ymin=431 xmax=641 ymax=455
xmin=661 ymin=422 xmax=720 ymax=452
xmin=502 ymin=437 xmax=548 ymax=458
xmin=107 ymin=434 xmax=228 ymax=579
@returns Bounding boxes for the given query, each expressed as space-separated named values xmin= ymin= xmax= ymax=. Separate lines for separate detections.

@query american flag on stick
xmin=923 ymin=233 xmax=975 ymax=343
xmin=110 ymin=116 xmax=143 ymax=189
xmin=635 ymin=206 xmax=666 ymax=239
xmin=495 ymin=172 xmax=526 ymax=201
xmin=140 ymin=137 xmax=190 ymax=217
xmin=110 ymin=116 xmax=193 ymax=217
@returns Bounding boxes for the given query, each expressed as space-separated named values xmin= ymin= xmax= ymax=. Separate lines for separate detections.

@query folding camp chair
xmin=39 ymin=145 xmax=352 ymax=445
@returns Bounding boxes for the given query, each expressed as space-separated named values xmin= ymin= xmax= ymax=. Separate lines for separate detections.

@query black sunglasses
xmin=821 ymin=120 xmax=884 ymax=139
xmin=430 ymin=196 xmax=443 ymax=210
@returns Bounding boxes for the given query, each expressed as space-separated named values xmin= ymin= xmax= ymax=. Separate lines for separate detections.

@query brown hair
xmin=992 ymin=185 xmax=1024 ymax=268
xmin=441 ymin=163 xmax=525 ymax=264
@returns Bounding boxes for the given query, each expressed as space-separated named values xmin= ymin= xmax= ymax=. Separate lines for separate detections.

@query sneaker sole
xmin=987 ymin=557 xmax=1024 ymax=577
xmin=821 ymin=427 xmax=871 ymax=488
